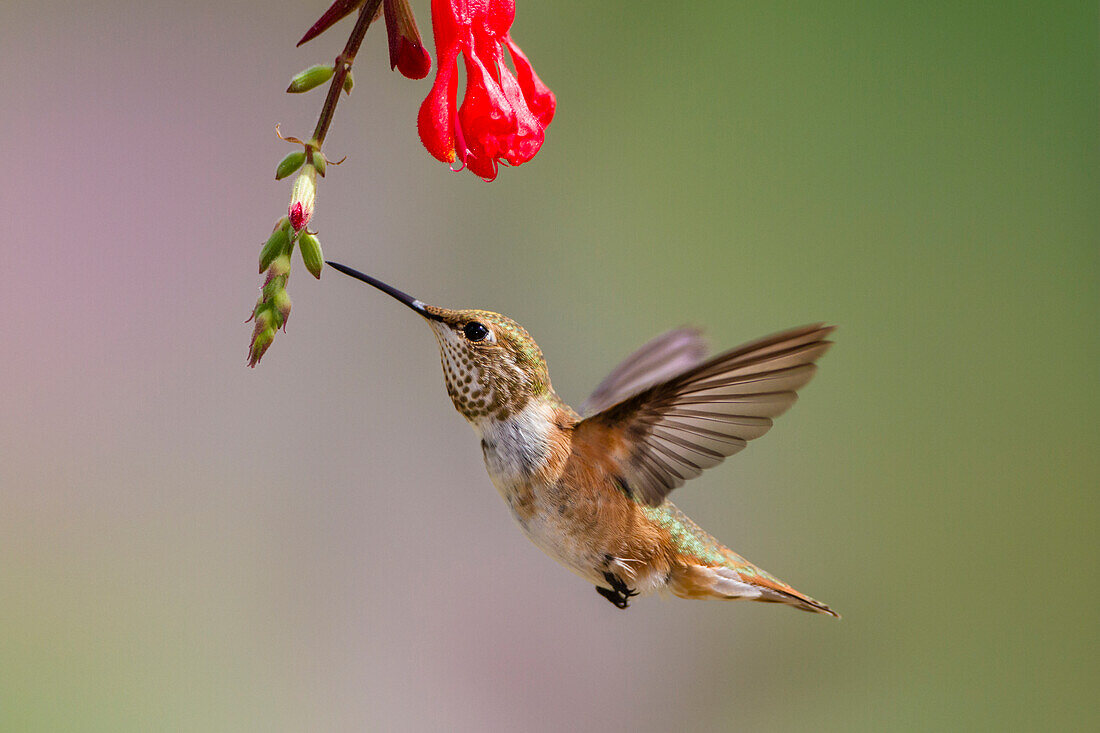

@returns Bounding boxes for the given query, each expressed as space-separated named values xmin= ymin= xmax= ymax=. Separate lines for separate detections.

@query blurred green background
xmin=1 ymin=1 xmax=1096 ymax=730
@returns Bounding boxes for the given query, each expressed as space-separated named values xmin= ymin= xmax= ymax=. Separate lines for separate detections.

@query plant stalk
xmin=311 ymin=0 xmax=384 ymax=147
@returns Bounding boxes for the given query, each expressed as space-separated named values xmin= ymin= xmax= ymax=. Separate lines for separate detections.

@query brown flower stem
xmin=311 ymin=0 xmax=383 ymax=148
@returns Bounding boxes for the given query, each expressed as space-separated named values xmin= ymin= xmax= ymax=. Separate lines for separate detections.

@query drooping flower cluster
xmin=248 ymin=153 xmax=326 ymax=367
xmin=249 ymin=0 xmax=557 ymax=366
xmin=418 ymin=0 xmax=556 ymax=180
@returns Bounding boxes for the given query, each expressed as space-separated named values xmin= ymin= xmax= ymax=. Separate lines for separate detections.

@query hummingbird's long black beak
xmin=326 ymin=261 xmax=442 ymax=321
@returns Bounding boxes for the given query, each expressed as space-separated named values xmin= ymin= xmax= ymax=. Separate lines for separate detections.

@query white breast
xmin=476 ymin=401 xmax=556 ymax=493
xmin=474 ymin=402 xmax=606 ymax=584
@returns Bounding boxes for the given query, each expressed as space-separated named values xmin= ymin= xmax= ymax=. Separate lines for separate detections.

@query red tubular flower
xmin=418 ymin=0 xmax=556 ymax=181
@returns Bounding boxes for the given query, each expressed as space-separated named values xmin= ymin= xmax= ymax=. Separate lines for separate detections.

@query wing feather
xmin=576 ymin=324 xmax=835 ymax=505
xmin=582 ymin=328 xmax=708 ymax=415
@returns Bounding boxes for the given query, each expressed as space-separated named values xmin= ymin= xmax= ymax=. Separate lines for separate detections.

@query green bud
xmin=269 ymin=253 xmax=292 ymax=277
xmin=275 ymin=150 xmax=306 ymax=180
xmin=272 ymin=289 xmax=292 ymax=326
xmin=343 ymin=72 xmax=354 ymax=95
xmin=248 ymin=326 xmax=277 ymax=367
xmin=299 ymin=232 xmax=324 ymax=279
xmin=253 ymin=304 xmax=275 ymax=332
xmin=258 ymin=226 xmax=291 ymax=273
xmin=262 ymin=280 xmax=283 ymax=303
xmin=287 ymin=64 xmax=334 ymax=93
xmin=263 ymin=253 xmax=292 ymax=292
xmin=310 ymin=152 xmax=327 ymax=177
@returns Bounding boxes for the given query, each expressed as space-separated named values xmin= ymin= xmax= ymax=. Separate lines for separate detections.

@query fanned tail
xmin=644 ymin=503 xmax=838 ymax=617
xmin=668 ymin=558 xmax=839 ymax=618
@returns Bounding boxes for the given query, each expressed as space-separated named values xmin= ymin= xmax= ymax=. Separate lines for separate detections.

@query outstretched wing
xmin=575 ymin=324 xmax=834 ymax=506
xmin=581 ymin=328 xmax=708 ymax=416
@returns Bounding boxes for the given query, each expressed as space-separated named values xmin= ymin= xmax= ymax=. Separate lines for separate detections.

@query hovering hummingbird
xmin=327 ymin=261 xmax=838 ymax=617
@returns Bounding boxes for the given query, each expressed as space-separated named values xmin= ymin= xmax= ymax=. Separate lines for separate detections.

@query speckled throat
xmin=424 ymin=306 xmax=552 ymax=426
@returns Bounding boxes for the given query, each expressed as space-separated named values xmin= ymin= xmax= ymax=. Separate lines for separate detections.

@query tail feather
xmin=669 ymin=562 xmax=839 ymax=618
xmin=647 ymin=502 xmax=837 ymax=616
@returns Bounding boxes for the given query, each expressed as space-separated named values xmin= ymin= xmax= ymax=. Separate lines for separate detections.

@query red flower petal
xmin=419 ymin=0 xmax=553 ymax=179
xmin=483 ymin=0 xmax=515 ymax=37
xmin=417 ymin=49 xmax=459 ymax=162
xmin=289 ymin=202 xmax=308 ymax=231
xmin=458 ymin=52 xmax=514 ymax=160
xmin=464 ymin=150 xmax=499 ymax=181
xmin=504 ymin=35 xmax=555 ymax=127
xmin=498 ymin=63 xmax=544 ymax=165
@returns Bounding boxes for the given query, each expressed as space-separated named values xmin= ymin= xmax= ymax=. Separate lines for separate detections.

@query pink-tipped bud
xmin=288 ymin=167 xmax=317 ymax=231
xmin=253 ymin=305 xmax=274 ymax=333
xmin=248 ymin=324 xmax=277 ymax=367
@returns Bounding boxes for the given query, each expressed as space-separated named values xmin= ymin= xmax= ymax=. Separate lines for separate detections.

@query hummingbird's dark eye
xmin=463 ymin=321 xmax=490 ymax=342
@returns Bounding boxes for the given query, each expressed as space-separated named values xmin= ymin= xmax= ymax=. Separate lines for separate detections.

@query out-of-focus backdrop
xmin=2 ymin=1 xmax=1096 ymax=730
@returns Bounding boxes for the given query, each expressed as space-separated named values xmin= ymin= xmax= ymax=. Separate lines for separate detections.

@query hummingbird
xmin=327 ymin=261 xmax=838 ymax=617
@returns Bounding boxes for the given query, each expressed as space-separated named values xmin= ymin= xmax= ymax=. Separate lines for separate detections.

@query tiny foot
xmin=596 ymin=571 xmax=637 ymax=609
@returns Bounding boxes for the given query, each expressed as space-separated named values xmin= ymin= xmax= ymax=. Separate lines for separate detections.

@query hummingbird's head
xmin=421 ymin=307 xmax=551 ymax=423
xmin=327 ymin=262 xmax=551 ymax=425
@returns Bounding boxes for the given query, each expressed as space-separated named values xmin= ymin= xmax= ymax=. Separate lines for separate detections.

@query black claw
xmin=605 ymin=571 xmax=637 ymax=598
xmin=596 ymin=585 xmax=627 ymax=608
xmin=596 ymin=572 xmax=637 ymax=609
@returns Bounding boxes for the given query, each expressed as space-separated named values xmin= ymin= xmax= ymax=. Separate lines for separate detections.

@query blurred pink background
xmin=2 ymin=1 xmax=1096 ymax=731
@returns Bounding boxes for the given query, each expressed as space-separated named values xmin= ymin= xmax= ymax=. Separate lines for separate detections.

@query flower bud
xmin=269 ymin=253 xmax=292 ymax=279
xmin=275 ymin=150 xmax=306 ymax=180
xmin=384 ymin=0 xmax=432 ymax=80
xmin=272 ymin=289 xmax=292 ymax=328
xmin=248 ymin=325 xmax=276 ymax=367
xmin=310 ymin=152 xmax=327 ymax=177
xmin=247 ymin=245 xmax=295 ymax=367
xmin=287 ymin=64 xmax=335 ymax=93
xmin=343 ymin=71 xmax=354 ymax=95
xmin=263 ymin=255 xmax=292 ymax=297
xmin=288 ymin=167 xmax=317 ymax=231
xmin=299 ymin=232 xmax=324 ymax=279
xmin=258 ymin=225 xmax=291 ymax=273
xmin=253 ymin=303 xmax=275 ymax=333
